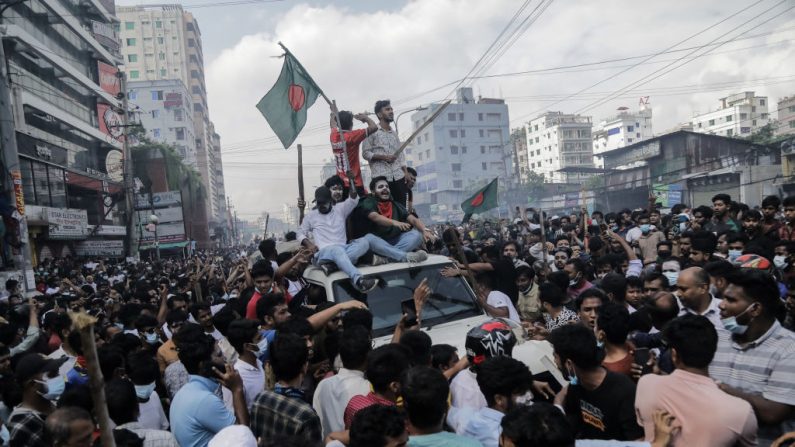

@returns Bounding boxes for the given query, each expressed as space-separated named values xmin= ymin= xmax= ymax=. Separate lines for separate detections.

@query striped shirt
xmin=709 ymin=321 xmax=795 ymax=445
xmin=361 ymin=127 xmax=405 ymax=181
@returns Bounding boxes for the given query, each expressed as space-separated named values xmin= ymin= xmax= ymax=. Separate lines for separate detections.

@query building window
xmin=188 ymin=38 xmax=195 ymax=47
xmin=416 ymin=136 xmax=421 ymax=144
xmin=158 ymin=37 xmax=164 ymax=44
xmin=130 ymin=70 xmax=139 ymax=79
xmin=452 ymin=163 xmax=461 ymax=172
xmin=479 ymin=129 xmax=484 ymax=137
xmin=176 ymin=128 xmax=185 ymax=140
xmin=153 ymin=129 xmax=161 ymax=138
xmin=125 ymin=21 xmax=134 ymax=30
xmin=126 ymin=38 xmax=136 ymax=46
xmin=478 ymin=113 xmax=483 ymax=121
xmin=727 ymin=129 xmax=733 ymax=137
xmin=160 ymin=69 xmax=166 ymax=77
xmin=451 ymin=146 xmax=458 ymax=154
xmin=159 ymin=53 xmax=165 ymax=60
xmin=155 ymin=20 xmax=162 ymax=28
xmin=458 ymin=112 xmax=464 ymax=121
xmin=418 ymin=153 xmax=423 ymax=161
xmin=448 ymin=113 xmax=456 ymax=121
xmin=760 ymin=99 xmax=765 ymax=106
xmin=453 ymin=180 xmax=463 ymax=188
xmin=482 ymin=162 xmax=487 ymax=170
xmin=708 ymin=119 xmax=715 ymax=126
xmin=752 ymin=120 xmax=757 ymax=126
xmin=740 ymin=113 xmax=748 ymax=119
xmin=151 ymin=90 xmax=163 ymax=100
xmin=191 ymin=70 xmax=200 ymax=79
xmin=174 ymin=109 xmax=183 ymax=121
xmin=480 ymin=146 xmax=486 ymax=154
xmin=627 ymin=138 xmax=633 ymax=143
xmin=128 ymin=90 xmax=137 ymax=100
xmin=462 ymin=146 xmax=467 ymax=154
xmin=449 ymin=129 xmax=458 ymax=138
xmin=460 ymin=129 xmax=466 ymax=138
xmin=426 ymin=149 xmax=430 ymax=158
xmin=151 ymin=110 xmax=159 ymax=118
xmin=127 ymin=54 xmax=138 ymax=62
xmin=789 ymin=120 xmax=795 ymax=128
xmin=726 ymin=115 xmax=732 ymax=122
xmin=789 ymin=106 xmax=795 ymax=113
xmin=751 ymin=106 xmax=756 ymax=112
xmin=192 ymin=86 xmax=201 ymax=94
xmin=761 ymin=113 xmax=769 ymax=119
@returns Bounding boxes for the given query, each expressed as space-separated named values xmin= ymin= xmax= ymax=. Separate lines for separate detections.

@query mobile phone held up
xmin=401 ymin=298 xmax=418 ymax=327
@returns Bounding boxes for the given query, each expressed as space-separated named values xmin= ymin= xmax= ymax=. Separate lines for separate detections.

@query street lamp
xmin=395 ymin=106 xmax=429 ymax=137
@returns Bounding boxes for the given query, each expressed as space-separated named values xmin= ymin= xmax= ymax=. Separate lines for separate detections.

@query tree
xmin=745 ymin=122 xmax=778 ymax=145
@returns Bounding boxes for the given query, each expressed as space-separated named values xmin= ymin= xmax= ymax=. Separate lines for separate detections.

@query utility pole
xmin=0 ymin=28 xmax=34 ymax=293
xmin=119 ymin=71 xmax=138 ymax=258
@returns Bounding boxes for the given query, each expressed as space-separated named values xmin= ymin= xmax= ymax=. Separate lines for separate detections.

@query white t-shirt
xmin=233 ymin=358 xmax=265 ymax=410
xmin=450 ymin=368 xmax=486 ymax=410
xmin=137 ymin=390 xmax=169 ymax=430
xmin=487 ymin=290 xmax=521 ymax=323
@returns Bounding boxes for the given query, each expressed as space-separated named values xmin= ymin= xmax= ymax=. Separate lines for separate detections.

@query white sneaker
xmin=405 ymin=250 xmax=428 ymax=263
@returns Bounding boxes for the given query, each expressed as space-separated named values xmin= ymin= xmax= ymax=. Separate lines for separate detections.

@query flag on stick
xmin=256 ymin=48 xmax=322 ymax=149
xmin=461 ymin=178 xmax=499 ymax=224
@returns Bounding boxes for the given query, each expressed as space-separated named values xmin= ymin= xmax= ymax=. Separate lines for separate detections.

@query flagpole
xmin=297 ymin=144 xmax=305 ymax=224
xmin=277 ymin=42 xmax=353 ymax=177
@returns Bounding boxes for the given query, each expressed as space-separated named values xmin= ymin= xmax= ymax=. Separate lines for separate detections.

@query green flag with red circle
xmin=256 ymin=52 xmax=322 ymax=149
xmin=461 ymin=178 xmax=499 ymax=223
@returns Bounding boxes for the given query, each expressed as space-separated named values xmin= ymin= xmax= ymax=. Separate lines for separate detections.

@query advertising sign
xmin=97 ymin=62 xmax=120 ymax=96
xmin=97 ymin=104 xmax=123 ymax=142
xmin=139 ymin=222 xmax=186 ymax=243
xmin=137 ymin=207 xmax=183 ymax=224
xmin=11 ymin=170 xmax=24 ymax=215
xmin=135 ymin=191 xmax=182 ymax=210
xmin=105 ymin=150 xmax=123 ymax=182
xmin=46 ymin=208 xmax=88 ymax=239
xmin=75 ymin=240 xmax=124 ymax=257
xmin=652 ymin=184 xmax=683 ymax=207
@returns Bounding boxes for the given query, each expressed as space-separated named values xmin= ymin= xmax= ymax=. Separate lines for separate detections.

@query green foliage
xmin=130 ymin=128 xmax=205 ymax=202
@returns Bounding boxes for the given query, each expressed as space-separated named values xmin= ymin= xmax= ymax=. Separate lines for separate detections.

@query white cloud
xmin=205 ymin=0 xmax=795 ymax=220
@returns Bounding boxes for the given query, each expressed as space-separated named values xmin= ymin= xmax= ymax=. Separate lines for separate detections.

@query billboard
xmin=139 ymin=222 xmax=186 ymax=244
xmin=75 ymin=240 xmax=124 ymax=257
xmin=98 ymin=104 xmax=123 ymax=143
xmin=135 ymin=191 xmax=182 ymax=210
xmin=136 ymin=207 xmax=183 ymax=224
xmin=46 ymin=208 xmax=88 ymax=239
xmin=98 ymin=62 xmax=120 ymax=96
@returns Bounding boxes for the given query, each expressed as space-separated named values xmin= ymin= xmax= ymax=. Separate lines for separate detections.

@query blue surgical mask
xmin=728 ymin=249 xmax=742 ymax=263
xmin=721 ymin=303 xmax=756 ymax=335
xmin=114 ymin=323 xmax=124 ymax=330
xmin=134 ymin=382 xmax=156 ymax=400
xmin=663 ymin=271 xmax=679 ymax=286
xmin=36 ymin=375 xmax=65 ymax=401
xmin=254 ymin=337 xmax=269 ymax=353
xmin=596 ymin=340 xmax=605 ymax=349
xmin=568 ymin=369 xmax=579 ymax=386
xmin=774 ymin=255 xmax=787 ymax=269
xmin=640 ymin=224 xmax=650 ymax=234
xmin=145 ymin=332 xmax=159 ymax=345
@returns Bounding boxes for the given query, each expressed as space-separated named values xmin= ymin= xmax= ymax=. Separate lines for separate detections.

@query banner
xmin=136 ymin=207 xmax=183 ymax=224
xmin=75 ymin=240 xmax=124 ymax=257
xmin=46 ymin=208 xmax=88 ymax=239
xmin=98 ymin=62 xmax=120 ymax=96
xmin=135 ymin=191 xmax=182 ymax=210
xmin=98 ymin=104 xmax=123 ymax=142
xmin=139 ymin=222 xmax=186 ymax=244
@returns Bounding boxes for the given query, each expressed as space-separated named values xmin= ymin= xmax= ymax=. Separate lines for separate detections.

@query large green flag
xmin=461 ymin=178 xmax=499 ymax=223
xmin=256 ymin=51 xmax=322 ymax=149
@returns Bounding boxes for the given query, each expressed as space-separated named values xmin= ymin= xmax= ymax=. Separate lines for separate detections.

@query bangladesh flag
xmin=461 ymin=178 xmax=498 ymax=223
xmin=256 ymin=51 xmax=322 ymax=149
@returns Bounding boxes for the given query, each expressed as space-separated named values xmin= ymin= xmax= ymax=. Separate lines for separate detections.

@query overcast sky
xmin=117 ymin=0 xmax=795 ymax=222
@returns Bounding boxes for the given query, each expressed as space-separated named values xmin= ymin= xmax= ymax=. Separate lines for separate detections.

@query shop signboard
xmin=46 ymin=208 xmax=88 ymax=239
xmin=75 ymin=240 xmax=124 ymax=257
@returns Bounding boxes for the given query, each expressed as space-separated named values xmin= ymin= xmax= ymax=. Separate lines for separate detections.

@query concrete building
xmin=691 ymin=91 xmax=769 ymax=138
xmin=405 ymin=87 xmax=510 ymax=221
xmin=511 ymin=128 xmax=529 ymax=184
xmin=524 ymin=112 xmax=594 ymax=183
xmin=2 ymin=0 xmax=129 ymax=264
xmin=128 ymin=79 xmax=197 ymax=167
xmin=117 ymin=4 xmax=225 ymax=219
xmin=776 ymin=95 xmax=795 ymax=137
xmin=592 ymin=106 xmax=653 ymax=168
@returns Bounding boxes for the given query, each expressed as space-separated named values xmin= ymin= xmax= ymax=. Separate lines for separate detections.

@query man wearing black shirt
xmin=549 ymin=324 xmax=643 ymax=441
xmin=453 ymin=245 xmax=518 ymax=304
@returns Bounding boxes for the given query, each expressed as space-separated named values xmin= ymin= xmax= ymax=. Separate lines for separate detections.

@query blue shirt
xmin=256 ymin=329 xmax=277 ymax=364
xmin=169 ymin=375 xmax=236 ymax=447
xmin=460 ymin=407 xmax=503 ymax=447
xmin=408 ymin=431 xmax=483 ymax=447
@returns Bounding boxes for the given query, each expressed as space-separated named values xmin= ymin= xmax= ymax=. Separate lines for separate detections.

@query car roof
xmin=303 ymin=253 xmax=453 ymax=284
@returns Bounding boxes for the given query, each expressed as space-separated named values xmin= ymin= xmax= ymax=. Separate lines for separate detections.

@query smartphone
xmin=634 ymin=348 xmax=652 ymax=375
xmin=401 ymin=298 xmax=418 ymax=327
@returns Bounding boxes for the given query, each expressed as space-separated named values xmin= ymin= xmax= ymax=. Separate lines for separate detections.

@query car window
xmin=332 ymin=264 xmax=481 ymax=338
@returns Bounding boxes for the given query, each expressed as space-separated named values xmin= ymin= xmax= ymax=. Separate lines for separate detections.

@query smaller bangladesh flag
xmin=461 ymin=178 xmax=499 ymax=224
xmin=256 ymin=50 xmax=322 ymax=149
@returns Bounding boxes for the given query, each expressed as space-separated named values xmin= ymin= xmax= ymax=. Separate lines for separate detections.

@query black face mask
xmin=658 ymin=251 xmax=672 ymax=259
xmin=317 ymin=202 xmax=332 ymax=215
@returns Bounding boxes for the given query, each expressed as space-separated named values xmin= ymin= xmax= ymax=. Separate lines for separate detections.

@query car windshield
xmin=332 ymin=263 xmax=481 ymax=338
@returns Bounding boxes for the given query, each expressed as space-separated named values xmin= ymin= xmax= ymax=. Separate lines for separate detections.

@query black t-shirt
xmin=564 ymin=369 xmax=643 ymax=441
xmin=358 ymin=197 xmax=409 ymax=240
xmin=489 ymin=259 xmax=518 ymax=304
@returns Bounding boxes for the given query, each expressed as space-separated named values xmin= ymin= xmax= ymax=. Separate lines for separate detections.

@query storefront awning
xmin=139 ymin=241 xmax=189 ymax=250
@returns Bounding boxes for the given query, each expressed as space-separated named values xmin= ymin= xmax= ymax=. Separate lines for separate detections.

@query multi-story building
xmin=1 ymin=0 xmax=129 ymax=266
xmin=128 ymin=79 xmax=196 ymax=166
xmin=592 ymin=106 xmax=653 ymax=168
xmin=406 ymin=87 xmax=510 ymax=220
xmin=117 ymin=4 xmax=224 ymax=220
xmin=524 ymin=112 xmax=594 ymax=183
xmin=776 ymin=95 xmax=795 ymax=137
xmin=691 ymin=91 xmax=769 ymax=138
xmin=512 ymin=128 xmax=529 ymax=183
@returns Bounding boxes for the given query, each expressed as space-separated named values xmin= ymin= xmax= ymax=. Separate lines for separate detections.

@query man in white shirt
xmin=675 ymin=267 xmax=723 ymax=328
xmin=475 ymin=273 xmax=520 ymax=323
xmin=297 ymin=186 xmax=377 ymax=293
xmin=227 ymin=319 xmax=266 ymax=410
xmin=312 ymin=326 xmax=371 ymax=438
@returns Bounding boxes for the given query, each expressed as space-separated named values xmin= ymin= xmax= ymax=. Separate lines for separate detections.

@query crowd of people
xmin=0 ymin=97 xmax=793 ymax=447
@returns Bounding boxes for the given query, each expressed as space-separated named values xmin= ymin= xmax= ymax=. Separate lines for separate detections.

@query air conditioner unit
xmin=782 ymin=140 xmax=794 ymax=155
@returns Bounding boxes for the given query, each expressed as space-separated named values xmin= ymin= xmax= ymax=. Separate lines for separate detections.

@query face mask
xmin=36 ymin=375 xmax=65 ymax=401
xmin=658 ymin=251 xmax=672 ymax=259
xmin=520 ymin=285 xmax=533 ymax=294
xmin=254 ymin=337 xmax=269 ymax=353
xmin=145 ymin=332 xmax=159 ymax=345
xmin=114 ymin=323 xmax=124 ymax=330
xmin=229 ymin=291 xmax=239 ymax=299
xmin=709 ymin=284 xmax=718 ymax=296
xmin=568 ymin=368 xmax=579 ymax=386
xmin=679 ymin=222 xmax=688 ymax=232
xmin=597 ymin=272 xmax=608 ymax=280
xmin=134 ymin=382 xmax=156 ymax=400
xmin=596 ymin=339 xmax=604 ymax=349
xmin=610 ymin=225 xmax=619 ymax=232
xmin=0 ymin=423 xmax=8 ymax=445
xmin=728 ymin=249 xmax=742 ymax=263
xmin=640 ymin=224 xmax=650 ymax=234
xmin=663 ymin=271 xmax=679 ymax=286
xmin=514 ymin=391 xmax=534 ymax=406
xmin=569 ymin=274 xmax=581 ymax=287
xmin=721 ymin=303 xmax=756 ymax=335
xmin=774 ymin=255 xmax=788 ymax=269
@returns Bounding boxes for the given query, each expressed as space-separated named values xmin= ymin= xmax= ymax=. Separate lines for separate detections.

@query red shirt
xmin=343 ymin=392 xmax=395 ymax=429
xmin=245 ymin=290 xmax=262 ymax=320
xmin=330 ymin=128 xmax=368 ymax=188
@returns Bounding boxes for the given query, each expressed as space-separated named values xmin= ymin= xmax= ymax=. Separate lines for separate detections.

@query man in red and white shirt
xmin=330 ymin=109 xmax=377 ymax=197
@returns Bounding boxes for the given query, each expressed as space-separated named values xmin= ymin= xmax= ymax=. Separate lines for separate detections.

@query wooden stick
xmin=71 ymin=312 xmax=115 ymax=447
xmin=297 ymin=144 xmax=305 ymax=224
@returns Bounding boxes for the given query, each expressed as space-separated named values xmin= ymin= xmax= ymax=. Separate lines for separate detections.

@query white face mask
xmin=134 ymin=382 xmax=156 ymax=400
xmin=663 ymin=271 xmax=679 ymax=286
xmin=774 ymin=255 xmax=788 ymax=269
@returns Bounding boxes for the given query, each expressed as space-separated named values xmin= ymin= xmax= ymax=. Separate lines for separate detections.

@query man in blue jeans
xmin=358 ymin=176 xmax=430 ymax=263
xmin=298 ymin=185 xmax=378 ymax=293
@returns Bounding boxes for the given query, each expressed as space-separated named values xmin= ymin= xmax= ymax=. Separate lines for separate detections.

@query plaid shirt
xmin=8 ymin=406 xmax=47 ymax=447
xmin=249 ymin=389 xmax=322 ymax=446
